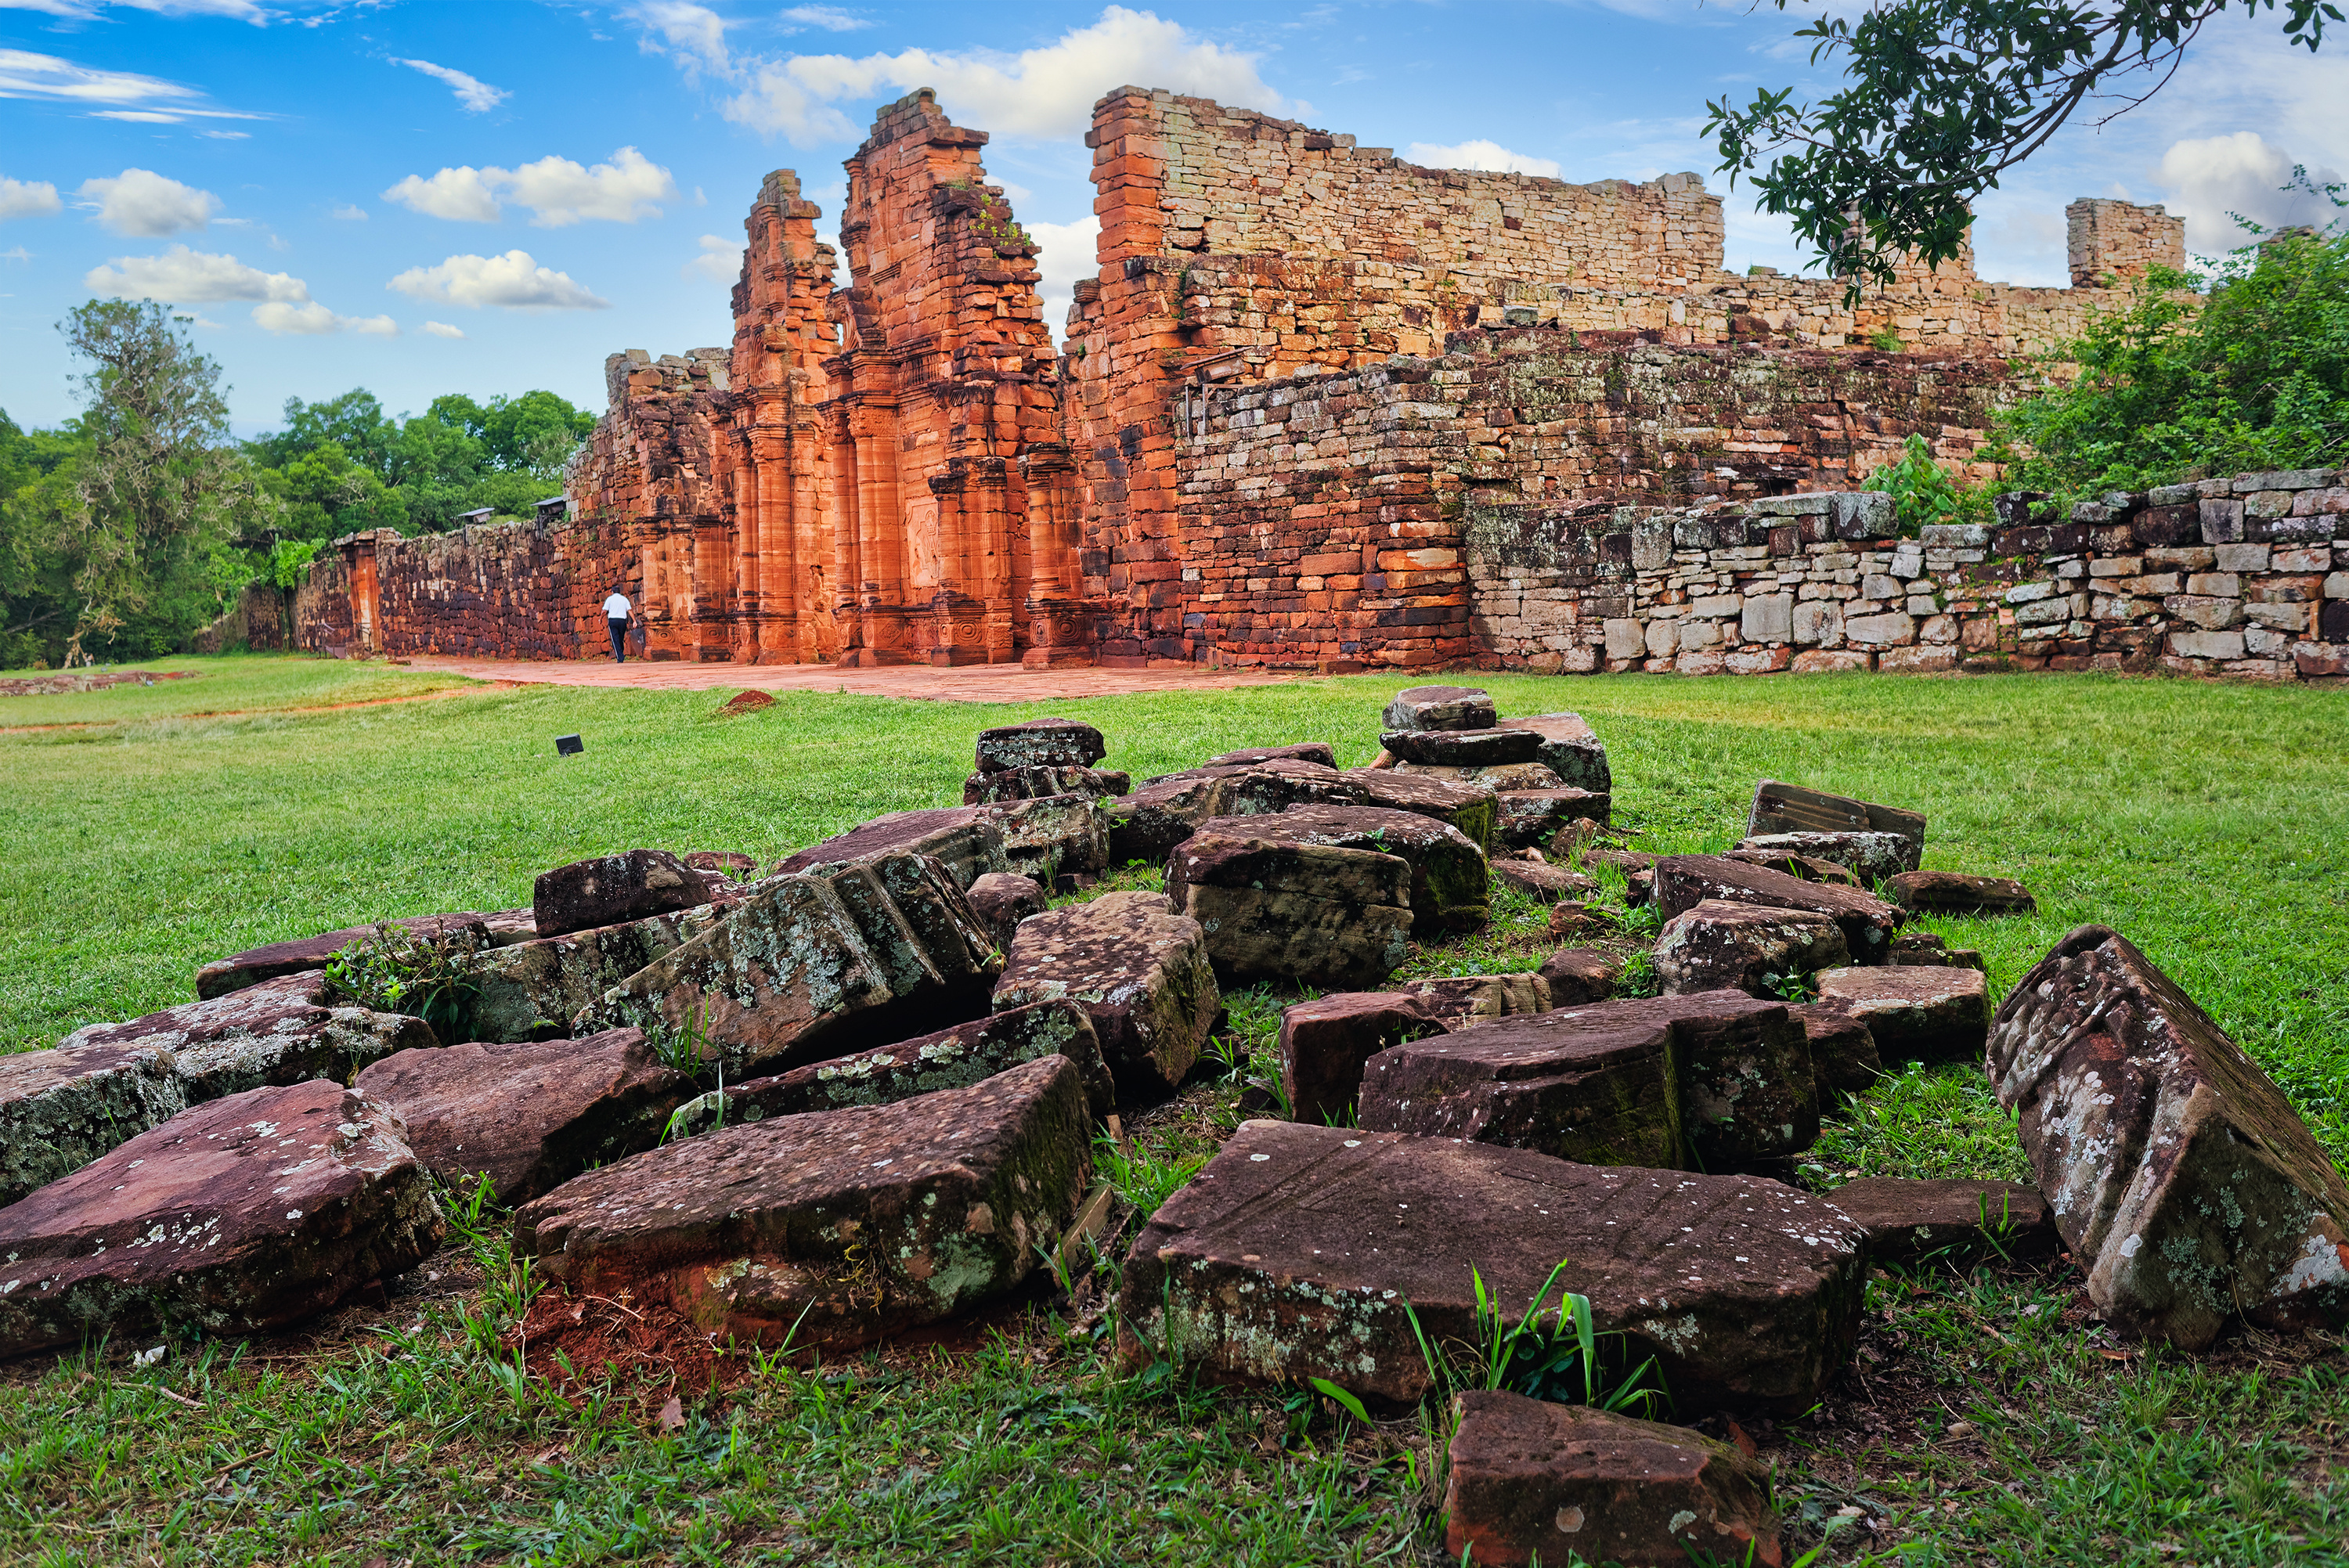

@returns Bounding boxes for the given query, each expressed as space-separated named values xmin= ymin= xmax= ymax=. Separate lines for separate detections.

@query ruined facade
xmin=298 ymin=86 xmax=2336 ymax=679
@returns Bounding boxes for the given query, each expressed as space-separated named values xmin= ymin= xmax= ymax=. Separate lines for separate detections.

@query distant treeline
xmin=1 ymin=300 xmax=597 ymax=669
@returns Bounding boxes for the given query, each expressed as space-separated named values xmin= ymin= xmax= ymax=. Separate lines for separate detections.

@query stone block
xmin=1789 ymin=1002 xmax=1882 ymax=1097
xmin=514 ymin=1054 xmax=1092 ymax=1351
xmin=1538 ymin=946 xmax=1622 ymax=1004
xmin=353 ymin=1027 xmax=692 ymax=1204
xmin=1380 ymin=727 xmax=1541 ymax=767
xmin=1444 ymin=1394 xmax=1781 ymax=1568
xmin=1654 ymin=854 xmax=1905 ymax=964
xmin=1885 ymin=869 xmax=2036 ymax=914
xmin=965 ymin=871 xmax=1047 ymax=951
xmin=1382 ymin=684 xmax=1495 ymax=731
xmin=1654 ymin=899 xmax=1851 ymax=998
xmin=2168 ymin=628 xmax=2246 ymax=660
xmin=1747 ymin=780 xmax=1925 ymax=857
xmin=1117 ymin=1122 xmax=1866 ymax=1413
xmin=974 ymin=717 xmax=1106 ymax=773
xmin=994 ymin=891 xmax=1220 ymax=1108
xmin=1166 ymin=831 xmax=1415 ymax=989
xmin=1283 ymin=769 xmax=1500 ymax=852
xmin=1278 ymin=991 xmax=1447 ymax=1126
xmin=1828 ymin=1177 xmax=2059 ymax=1265
xmin=1397 ymin=973 xmax=1553 ymax=1028
xmin=1491 ymin=860 xmax=1598 ymax=899
xmin=1988 ymin=926 xmax=2349 ymax=1347
xmin=1513 ymin=712 xmax=1613 ymax=793
xmin=1735 ymin=830 xmax=1918 ymax=881
xmin=534 ymin=850 xmax=713 ymax=939
xmin=1815 ymin=964 xmax=1988 ymax=1064
xmin=1359 ymin=1005 xmax=1683 ymax=1169
xmin=963 ymin=765 xmax=1128 ymax=805
xmin=1219 ymin=803 xmax=1488 ymax=934
xmin=727 ymin=1000 xmax=1114 ymax=1124
xmin=774 ymin=806 xmax=1010 ymax=890
xmin=0 ymin=1081 xmax=442 ymax=1358
xmin=1792 ymin=600 xmax=1842 ymax=645
xmin=986 ymin=794 xmax=1110 ymax=888
xmin=600 ymin=854 xmax=1001 ymax=1080
xmin=1741 ymin=592 xmax=1794 ymax=642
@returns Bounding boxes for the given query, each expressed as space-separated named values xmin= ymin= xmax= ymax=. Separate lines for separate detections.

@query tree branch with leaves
xmin=1705 ymin=0 xmax=2337 ymax=291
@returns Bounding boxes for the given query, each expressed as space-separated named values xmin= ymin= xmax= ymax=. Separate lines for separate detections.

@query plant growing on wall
xmin=1864 ymin=434 xmax=1968 ymax=534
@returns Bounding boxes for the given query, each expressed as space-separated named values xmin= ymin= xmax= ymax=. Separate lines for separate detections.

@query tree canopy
xmin=0 ymin=301 xmax=601 ymax=669
xmin=1705 ymin=0 xmax=2338 ymax=287
xmin=1992 ymin=224 xmax=2349 ymax=496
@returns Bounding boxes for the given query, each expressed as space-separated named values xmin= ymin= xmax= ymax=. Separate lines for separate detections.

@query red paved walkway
xmin=404 ymin=655 xmax=1316 ymax=703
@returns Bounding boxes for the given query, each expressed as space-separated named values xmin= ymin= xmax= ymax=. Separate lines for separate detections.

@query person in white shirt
xmin=601 ymin=586 xmax=634 ymax=662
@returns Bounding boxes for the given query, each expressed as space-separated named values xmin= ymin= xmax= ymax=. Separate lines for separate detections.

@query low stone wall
xmin=292 ymin=519 xmax=637 ymax=661
xmin=1468 ymin=468 xmax=2349 ymax=681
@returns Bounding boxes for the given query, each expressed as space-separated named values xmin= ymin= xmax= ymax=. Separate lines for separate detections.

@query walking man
xmin=603 ymin=583 xmax=634 ymax=663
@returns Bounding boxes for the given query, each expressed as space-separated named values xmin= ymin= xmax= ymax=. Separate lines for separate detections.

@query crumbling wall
xmin=1158 ymin=336 xmax=2009 ymax=669
xmin=1468 ymin=465 xmax=2348 ymax=681
xmin=2068 ymin=198 xmax=2187 ymax=288
xmin=575 ymin=348 xmax=736 ymax=661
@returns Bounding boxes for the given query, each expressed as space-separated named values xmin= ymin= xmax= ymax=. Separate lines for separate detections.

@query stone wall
xmin=1467 ymin=467 xmax=2349 ymax=681
xmin=1153 ymin=336 xmax=2011 ymax=669
xmin=294 ymin=520 xmax=635 ymax=661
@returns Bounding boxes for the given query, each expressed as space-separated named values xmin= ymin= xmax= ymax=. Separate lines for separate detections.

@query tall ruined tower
xmin=726 ymin=169 xmax=839 ymax=663
xmin=821 ymin=89 xmax=1068 ymax=665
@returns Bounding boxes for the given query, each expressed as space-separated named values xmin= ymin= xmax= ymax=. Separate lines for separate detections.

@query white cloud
xmin=0 ymin=0 xmax=267 ymax=20
xmin=382 ymin=147 xmax=677 ymax=225
xmin=388 ymin=250 xmax=610 ymax=309
xmin=85 ymin=243 xmax=309 ymax=303
xmin=382 ymin=166 xmax=501 ymax=222
xmin=627 ymin=1 xmax=731 ymax=77
xmin=392 ymin=58 xmax=511 ymax=114
xmin=1402 ymin=139 xmax=1563 ymax=178
xmin=0 ymin=49 xmax=205 ymax=108
xmin=332 ymin=203 xmax=367 ymax=221
xmin=420 ymin=319 xmax=466 ymax=338
xmin=0 ymin=48 xmax=263 ymax=124
xmin=253 ymin=301 xmax=400 ymax=336
xmin=1 ymin=244 xmax=31 ymax=263
xmin=780 ymin=5 xmax=871 ymax=30
xmin=77 ymin=169 xmax=222 ymax=236
xmin=0 ymin=176 xmax=62 ymax=222
xmin=684 ymin=232 xmax=742 ymax=282
xmin=2156 ymin=132 xmax=2347 ymax=254
xmin=1027 ymin=213 xmax=1098 ymax=341
xmin=720 ymin=6 xmax=1288 ymax=145
xmin=199 ymin=129 xmax=251 ymax=139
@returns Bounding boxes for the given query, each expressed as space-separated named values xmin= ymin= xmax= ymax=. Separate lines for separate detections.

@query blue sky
xmin=3 ymin=0 xmax=2343 ymax=438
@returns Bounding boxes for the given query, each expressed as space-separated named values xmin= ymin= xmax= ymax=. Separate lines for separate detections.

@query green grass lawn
xmin=2 ymin=653 xmax=2346 ymax=1566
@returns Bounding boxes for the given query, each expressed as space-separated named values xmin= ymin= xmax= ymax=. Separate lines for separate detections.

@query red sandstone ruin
xmin=297 ymin=85 xmax=2199 ymax=674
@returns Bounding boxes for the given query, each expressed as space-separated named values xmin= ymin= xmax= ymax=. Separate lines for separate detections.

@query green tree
xmin=1705 ymin=0 xmax=2337 ymax=287
xmin=1994 ymin=224 xmax=2349 ymax=496
xmin=250 ymin=389 xmax=399 ymax=481
xmin=6 ymin=302 xmax=265 ymax=666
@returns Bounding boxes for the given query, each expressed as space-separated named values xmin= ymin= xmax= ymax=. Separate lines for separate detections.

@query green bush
xmin=1994 ymin=219 xmax=2349 ymax=499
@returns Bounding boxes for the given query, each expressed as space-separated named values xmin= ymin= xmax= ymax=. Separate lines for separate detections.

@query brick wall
xmin=1154 ymin=335 xmax=2010 ymax=670
xmin=1468 ymin=467 xmax=2349 ymax=682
